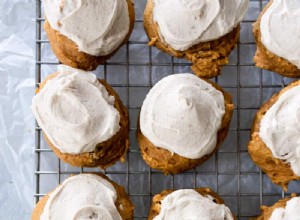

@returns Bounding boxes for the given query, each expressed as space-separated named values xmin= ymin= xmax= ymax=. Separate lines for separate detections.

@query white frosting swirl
xmin=269 ymin=197 xmax=300 ymax=220
xmin=40 ymin=174 xmax=122 ymax=220
xmin=260 ymin=85 xmax=300 ymax=175
xmin=154 ymin=189 xmax=234 ymax=220
xmin=140 ymin=74 xmax=225 ymax=159
xmin=44 ymin=0 xmax=130 ymax=56
xmin=32 ymin=65 xmax=120 ymax=154
xmin=153 ymin=0 xmax=248 ymax=51
xmin=260 ymin=0 xmax=300 ymax=68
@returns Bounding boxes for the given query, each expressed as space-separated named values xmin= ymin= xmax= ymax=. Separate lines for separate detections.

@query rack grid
xmin=35 ymin=1 xmax=300 ymax=219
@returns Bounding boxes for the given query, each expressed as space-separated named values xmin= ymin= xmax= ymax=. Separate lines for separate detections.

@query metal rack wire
xmin=35 ymin=0 xmax=300 ymax=219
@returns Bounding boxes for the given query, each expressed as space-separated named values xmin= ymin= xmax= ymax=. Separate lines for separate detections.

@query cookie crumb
xmin=148 ymin=37 xmax=158 ymax=46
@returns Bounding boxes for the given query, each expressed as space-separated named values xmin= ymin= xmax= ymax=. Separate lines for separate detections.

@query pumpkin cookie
xmin=32 ymin=173 xmax=134 ymax=220
xmin=44 ymin=0 xmax=135 ymax=70
xmin=144 ymin=0 xmax=248 ymax=78
xmin=248 ymin=80 xmax=300 ymax=191
xmin=149 ymin=188 xmax=235 ymax=219
xmin=32 ymin=65 xmax=129 ymax=168
xmin=253 ymin=0 xmax=300 ymax=77
xmin=138 ymin=73 xmax=233 ymax=174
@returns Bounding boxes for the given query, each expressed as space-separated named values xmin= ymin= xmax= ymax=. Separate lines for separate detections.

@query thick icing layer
xmin=154 ymin=189 xmax=234 ymax=220
xmin=260 ymin=85 xmax=300 ymax=175
xmin=153 ymin=0 xmax=248 ymax=51
xmin=269 ymin=197 xmax=300 ymax=220
xmin=44 ymin=0 xmax=130 ymax=56
xmin=40 ymin=174 xmax=122 ymax=220
xmin=32 ymin=65 xmax=120 ymax=154
xmin=140 ymin=74 xmax=225 ymax=159
xmin=260 ymin=0 xmax=300 ymax=68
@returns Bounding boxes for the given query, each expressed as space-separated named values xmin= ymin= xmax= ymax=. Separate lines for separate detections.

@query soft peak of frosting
xmin=40 ymin=174 xmax=122 ymax=220
xmin=260 ymin=0 xmax=300 ymax=68
xmin=153 ymin=0 xmax=248 ymax=51
xmin=259 ymin=85 xmax=300 ymax=175
xmin=32 ymin=65 xmax=120 ymax=154
xmin=140 ymin=74 xmax=225 ymax=159
xmin=270 ymin=197 xmax=300 ymax=220
xmin=44 ymin=0 xmax=130 ymax=56
xmin=154 ymin=189 xmax=234 ymax=220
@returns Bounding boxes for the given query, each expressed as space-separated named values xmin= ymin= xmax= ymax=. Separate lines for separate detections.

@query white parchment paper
xmin=0 ymin=0 xmax=35 ymax=218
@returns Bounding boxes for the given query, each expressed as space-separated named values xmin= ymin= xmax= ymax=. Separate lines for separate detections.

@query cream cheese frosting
xmin=152 ymin=0 xmax=249 ymax=51
xmin=259 ymin=85 xmax=300 ymax=176
xmin=32 ymin=65 xmax=120 ymax=154
xmin=154 ymin=189 xmax=234 ymax=220
xmin=260 ymin=0 xmax=300 ymax=69
xmin=40 ymin=174 xmax=122 ymax=220
xmin=140 ymin=74 xmax=225 ymax=159
xmin=43 ymin=0 xmax=130 ymax=56
xmin=269 ymin=197 xmax=300 ymax=220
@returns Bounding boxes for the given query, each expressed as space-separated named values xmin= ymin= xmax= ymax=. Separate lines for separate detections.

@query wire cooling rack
xmin=35 ymin=0 xmax=300 ymax=219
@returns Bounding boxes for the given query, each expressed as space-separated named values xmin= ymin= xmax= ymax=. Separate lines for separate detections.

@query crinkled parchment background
xmin=0 ymin=0 xmax=35 ymax=219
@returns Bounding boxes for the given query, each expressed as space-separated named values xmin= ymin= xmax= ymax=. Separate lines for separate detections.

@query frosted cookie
xmin=138 ymin=74 xmax=234 ymax=174
xmin=253 ymin=0 xmax=300 ymax=77
xmin=144 ymin=0 xmax=248 ymax=78
xmin=148 ymin=188 xmax=235 ymax=220
xmin=32 ymin=65 xmax=129 ymax=168
xmin=256 ymin=194 xmax=299 ymax=220
xmin=44 ymin=0 xmax=135 ymax=70
xmin=32 ymin=173 xmax=134 ymax=220
xmin=248 ymin=80 xmax=300 ymax=191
